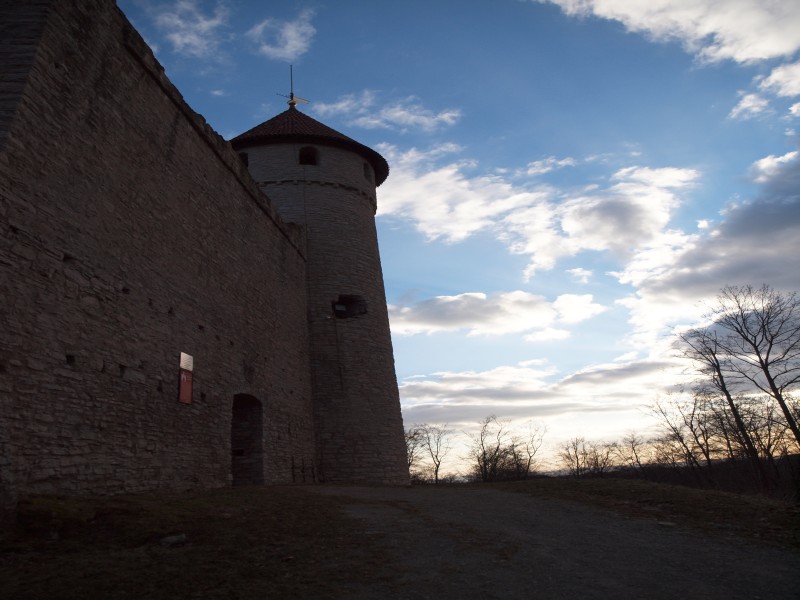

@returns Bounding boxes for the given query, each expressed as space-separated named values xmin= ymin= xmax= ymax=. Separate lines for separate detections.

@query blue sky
xmin=118 ymin=0 xmax=800 ymax=467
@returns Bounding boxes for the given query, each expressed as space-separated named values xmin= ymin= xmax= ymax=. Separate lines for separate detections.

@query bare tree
xmin=417 ymin=423 xmax=453 ymax=484
xmin=652 ymin=396 xmax=712 ymax=473
xmin=559 ymin=436 xmax=588 ymax=478
xmin=558 ymin=437 xmax=616 ymax=477
xmin=710 ymin=285 xmax=800 ymax=446
xmin=465 ymin=416 xmax=545 ymax=482
xmin=468 ymin=416 xmax=510 ymax=482
xmin=587 ymin=441 xmax=616 ymax=476
xmin=678 ymin=326 xmax=763 ymax=472
xmin=614 ymin=431 xmax=650 ymax=474
xmin=671 ymin=285 xmax=800 ymax=491
xmin=508 ymin=421 xmax=546 ymax=479
xmin=404 ymin=426 xmax=425 ymax=472
xmin=651 ymin=434 xmax=688 ymax=470
xmin=740 ymin=395 xmax=799 ymax=478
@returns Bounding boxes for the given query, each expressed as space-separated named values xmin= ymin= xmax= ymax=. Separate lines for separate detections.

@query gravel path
xmin=307 ymin=486 xmax=800 ymax=600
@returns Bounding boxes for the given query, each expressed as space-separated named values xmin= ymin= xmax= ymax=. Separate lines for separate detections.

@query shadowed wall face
xmin=231 ymin=395 xmax=265 ymax=486
xmin=239 ymin=138 xmax=409 ymax=485
xmin=0 ymin=0 xmax=315 ymax=497
xmin=0 ymin=0 xmax=409 ymax=508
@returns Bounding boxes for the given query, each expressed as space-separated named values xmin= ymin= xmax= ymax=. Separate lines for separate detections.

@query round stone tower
xmin=231 ymin=105 xmax=408 ymax=485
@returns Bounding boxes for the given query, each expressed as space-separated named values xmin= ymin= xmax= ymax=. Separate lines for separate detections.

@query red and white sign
xmin=178 ymin=368 xmax=193 ymax=404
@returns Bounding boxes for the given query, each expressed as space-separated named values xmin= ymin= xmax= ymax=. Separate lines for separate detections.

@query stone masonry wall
xmin=242 ymin=142 xmax=409 ymax=485
xmin=0 ymin=0 xmax=54 ymax=526
xmin=0 ymin=0 xmax=316 ymax=497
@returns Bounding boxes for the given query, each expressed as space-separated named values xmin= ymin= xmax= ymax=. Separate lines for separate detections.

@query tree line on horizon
xmin=405 ymin=285 xmax=800 ymax=499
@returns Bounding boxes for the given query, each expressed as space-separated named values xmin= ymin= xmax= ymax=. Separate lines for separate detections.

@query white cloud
xmin=729 ymin=93 xmax=770 ymax=119
xmin=612 ymin=229 xmax=698 ymax=290
xmin=611 ymin=149 xmax=800 ymax=352
xmin=399 ymin=357 xmax=684 ymax=449
xmin=508 ymin=165 xmax=698 ymax=276
xmin=389 ymin=290 xmax=605 ymax=337
xmin=382 ymin=140 xmax=800 ymax=376
xmin=153 ymin=0 xmax=230 ymax=58
xmin=246 ymin=9 xmax=316 ymax=62
xmin=553 ymin=294 xmax=607 ymax=324
xmin=566 ymin=267 xmax=592 ymax=284
xmin=315 ymin=92 xmax=461 ymax=133
xmin=759 ymin=61 xmax=800 ymax=98
xmin=378 ymin=143 xmax=544 ymax=242
xmin=749 ymin=150 xmax=799 ymax=184
xmin=525 ymin=156 xmax=577 ymax=176
xmin=399 ymin=362 xmax=558 ymax=421
xmin=791 ymin=103 xmax=800 ymax=117
xmin=524 ymin=327 xmax=571 ymax=342
xmin=354 ymin=102 xmax=460 ymax=132
xmin=384 ymin=142 xmax=797 ymax=373
xmin=728 ymin=59 xmax=800 ymax=120
xmin=314 ymin=90 xmax=377 ymax=117
xmin=611 ymin=166 xmax=699 ymax=188
xmin=379 ymin=144 xmax=699 ymax=279
xmin=540 ymin=0 xmax=800 ymax=64
xmin=210 ymin=89 xmax=226 ymax=96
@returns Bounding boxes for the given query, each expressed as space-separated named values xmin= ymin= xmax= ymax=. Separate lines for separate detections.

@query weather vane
xmin=278 ymin=65 xmax=309 ymax=107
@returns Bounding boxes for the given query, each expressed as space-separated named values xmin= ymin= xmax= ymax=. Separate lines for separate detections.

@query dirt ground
xmin=307 ymin=485 xmax=800 ymax=600
xmin=2 ymin=482 xmax=798 ymax=599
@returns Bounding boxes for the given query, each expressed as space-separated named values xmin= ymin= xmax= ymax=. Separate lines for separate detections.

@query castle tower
xmin=231 ymin=106 xmax=409 ymax=484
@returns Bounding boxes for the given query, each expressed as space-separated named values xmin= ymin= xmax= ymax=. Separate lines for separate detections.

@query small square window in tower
xmin=332 ymin=295 xmax=367 ymax=319
xmin=299 ymin=146 xmax=318 ymax=165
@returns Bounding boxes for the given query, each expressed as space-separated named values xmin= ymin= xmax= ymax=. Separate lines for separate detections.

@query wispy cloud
xmin=566 ymin=267 xmax=592 ymax=284
xmin=246 ymin=9 xmax=316 ymax=62
xmin=759 ymin=60 xmax=800 ymax=98
xmin=539 ymin=0 xmax=800 ymax=65
xmin=315 ymin=91 xmax=461 ymax=132
xmin=153 ymin=0 xmax=230 ymax=59
xmin=377 ymin=143 xmax=546 ymax=243
xmin=524 ymin=156 xmax=577 ymax=176
xmin=389 ymin=291 xmax=605 ymax=338
xmin=729 ymin=93 xmax=770 ymax=119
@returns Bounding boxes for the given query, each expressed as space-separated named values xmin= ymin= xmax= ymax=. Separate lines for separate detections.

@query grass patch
xmin=492 ymin=478 xmax=800 ymax=549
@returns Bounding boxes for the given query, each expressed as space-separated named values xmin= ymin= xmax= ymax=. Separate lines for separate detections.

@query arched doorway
xmin=231 ymin=394 xmax=264 ymax=486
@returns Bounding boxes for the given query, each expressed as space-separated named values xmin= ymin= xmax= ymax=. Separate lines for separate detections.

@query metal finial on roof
xmin=278 ymin=65 xmax=309 ymax=107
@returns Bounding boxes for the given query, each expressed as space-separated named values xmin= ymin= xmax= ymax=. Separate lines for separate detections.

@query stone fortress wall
xmin=0 ymin=0 xmax=343 ymax=517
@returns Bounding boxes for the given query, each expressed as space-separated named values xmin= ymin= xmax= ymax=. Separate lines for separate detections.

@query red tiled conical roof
xmin=231 ymin=106 xmax=389 ymax=186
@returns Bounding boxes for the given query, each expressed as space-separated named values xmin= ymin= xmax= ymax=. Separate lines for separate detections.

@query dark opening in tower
xmin=332 ymin=294 xmax=367 ymax=319
xmin=299 ymin=146 xmax=318 ymax=165
xmin=231 ymin=394 xmax=264 ymax=485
